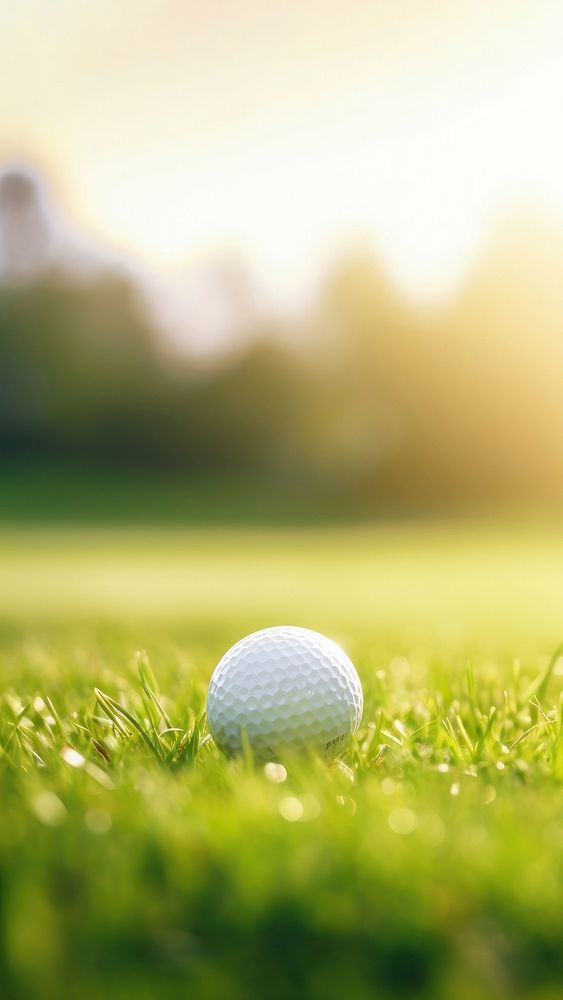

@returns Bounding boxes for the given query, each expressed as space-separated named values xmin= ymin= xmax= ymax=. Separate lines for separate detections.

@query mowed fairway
xmin=2 ymin=521 xmax=563 ymax=1000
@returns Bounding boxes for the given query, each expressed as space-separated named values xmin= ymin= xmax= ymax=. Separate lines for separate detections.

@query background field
xmin=2 ymin=520 xmax=563 ymax=1000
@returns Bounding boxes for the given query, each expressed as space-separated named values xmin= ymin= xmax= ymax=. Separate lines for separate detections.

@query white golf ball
xmin=206 ymin=625 xmax=363 ymax=757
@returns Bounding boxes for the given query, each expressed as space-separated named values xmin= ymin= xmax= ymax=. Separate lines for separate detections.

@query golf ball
xmin=206 ymin=625 xmax=363 ymax=757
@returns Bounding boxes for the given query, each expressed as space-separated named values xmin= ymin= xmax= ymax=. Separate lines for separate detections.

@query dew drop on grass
xmin=388 ymin=808 xmax=417 ymax=835
xmin=264 ymin=762 xmax=287 ymax=784
xmin=381 ymin=777 xmax=396 ymax=795
xmin=32 ymin=791 xmax=67 ymax=827
xmin=61 ymin=746 xmax=85 ymax=768
xmin=278 ymin=796 xmax=304 ymax=822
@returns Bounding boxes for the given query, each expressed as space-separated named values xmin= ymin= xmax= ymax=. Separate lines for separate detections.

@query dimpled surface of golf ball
xmin=206 ymin=625 xmax=363 ymax=756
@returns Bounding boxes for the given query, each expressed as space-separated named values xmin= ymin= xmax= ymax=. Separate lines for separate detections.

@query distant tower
xmin=0 ymin=168 xmax=52 ymax=281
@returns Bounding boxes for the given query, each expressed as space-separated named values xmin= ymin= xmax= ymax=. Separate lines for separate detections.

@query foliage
xmin=2 ymin=230 xmax=563 ymax=510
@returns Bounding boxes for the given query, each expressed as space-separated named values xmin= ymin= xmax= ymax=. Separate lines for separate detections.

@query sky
xmin=2 ymin=0 xmax=563 ymax=318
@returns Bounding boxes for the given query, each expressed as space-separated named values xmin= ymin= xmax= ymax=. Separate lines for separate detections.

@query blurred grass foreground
xmin=2 ymin=522 xmax=563 ymax=999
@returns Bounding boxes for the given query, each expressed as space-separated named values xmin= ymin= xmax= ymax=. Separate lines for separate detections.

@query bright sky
xmin=2 ymin=0 xmax=563 ymax=305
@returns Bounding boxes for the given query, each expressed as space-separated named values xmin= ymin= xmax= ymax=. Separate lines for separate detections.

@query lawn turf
xmin=1 ymin=520 xmax=563 ymax=999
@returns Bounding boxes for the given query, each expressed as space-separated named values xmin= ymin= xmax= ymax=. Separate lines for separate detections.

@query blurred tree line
xmin=1 ymin=168 xmax=563 ymax=513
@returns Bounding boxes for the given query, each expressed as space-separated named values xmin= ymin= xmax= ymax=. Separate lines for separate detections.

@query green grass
xmin=2 ymin=520 xmax=563 ymax=999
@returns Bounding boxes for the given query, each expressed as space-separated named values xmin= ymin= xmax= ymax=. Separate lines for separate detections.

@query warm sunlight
xmin=2 ymin=1 xmax=563 ymax=303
